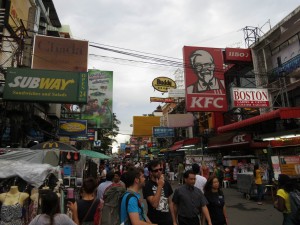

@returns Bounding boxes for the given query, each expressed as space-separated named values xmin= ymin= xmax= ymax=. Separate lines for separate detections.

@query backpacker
xmin=289 ymin=189 xmax=300 ymax=224
xmin=100 ymin=184 xmax=126 ymax=225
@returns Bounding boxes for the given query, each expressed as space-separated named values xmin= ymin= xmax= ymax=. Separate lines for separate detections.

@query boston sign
xmin=231 ymin=87 xmax=270 ymax=108
xmin=3 ymin=68 xmax=88 ymax=103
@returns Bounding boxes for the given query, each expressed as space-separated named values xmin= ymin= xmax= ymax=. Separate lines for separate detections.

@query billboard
xmin=32 ymin=35 xmax=88 ymax=72
xmin=8 ymin=0 xmax=31 ymax=34
xmin=231 ymin=87 xmax=270 ymax=108
xmin=133 ymin=116 xmax=160 ymax=137
xmin=167 ymin=114 xmax=194 ymax=127
xmin=153 ymin=127 xmax=175 ymax=138
xmin=3 ymin=68 xmax=88 ymax=103
xmin=183 ymin=46 xmax=227 ymax=112
xmin=224 ymin=48 xmax=252 ymax=62
xmin=58 ymin=119 xmax=87 ymax=136
xmin=152 ymin=77 xmax=177 ymax=92
xmin=81 ymin=70 xmax=113 ymax=128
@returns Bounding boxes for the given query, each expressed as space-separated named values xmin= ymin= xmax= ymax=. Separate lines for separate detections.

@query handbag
xmin=81 ymin=198 xmax=97 ymax=225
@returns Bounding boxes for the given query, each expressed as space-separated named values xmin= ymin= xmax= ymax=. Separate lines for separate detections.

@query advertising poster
xmin=81 ymin=70 xmax=113 ymax=128
xmin=183 ymin=46 xmax=227 ymax=112
xmin=279 ymin=156 xmax=300 ymax=177
xmin=271 ymin=156 xmax=281 ymax=180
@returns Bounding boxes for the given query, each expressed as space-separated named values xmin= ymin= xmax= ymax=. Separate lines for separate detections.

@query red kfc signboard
xmin=183 ymin=46 xmax=227 ymax=112
xmin=225 ymin=48 xmax=252 ymax=62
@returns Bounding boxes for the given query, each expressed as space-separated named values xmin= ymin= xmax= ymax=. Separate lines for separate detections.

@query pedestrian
xmin=68 ymin=177 xmax=100 ymax=225
xmin=29 ymin=192 xmax=77 ymax=225
xmin=177 ymin=162 xmax=184 ymax=185
xmin=172 ymin=170 xmax=212 ymax=225
xmin=201 ymin=162 xmax=210 ymax=180
xmin=99 ymin=164 xmax=107 ymax=183
xmin=192 ymin=163 xmax=207 ymax=193
xmin=203 ymin=176 xmax=228 ymax=225
xmin=143 ymin=160 xmax=177 ymax=225
xmin=96 ymin=171 xmax=114 ymax=200
xmin=169 ymin=162 xmax=175 ymax=182
xmin=213 ymin=164 xmax=224 ymax=186
xmin=120 ymin=167 xmax=156 ymax=225
xmin=113 ymin=171 xmax=126 ymax=187
xmin=144 ymin=164 xmax=150 ymax=181
xmin=253 ymin=164 xmax=264 ymax=205
xmin=274 ymin=174 xmax=295 ymax=225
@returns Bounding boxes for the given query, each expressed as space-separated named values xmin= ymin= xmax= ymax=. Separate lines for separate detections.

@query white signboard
xmin=231 ymin=87 xmax=270 ymax=108
xmin=168 ymin=89 xmax=185 ymax=98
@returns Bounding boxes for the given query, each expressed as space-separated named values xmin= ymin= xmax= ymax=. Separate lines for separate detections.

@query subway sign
xmin=3 ymin=68 xmax=88 ymax=103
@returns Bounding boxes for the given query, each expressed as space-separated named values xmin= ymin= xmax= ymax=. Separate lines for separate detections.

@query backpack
xmin=100 ymin=184 xmax=126 ymax=225
xmin=93 ymin=199 xmax=104 ymax=225
xmin=289 ymin=189 xmax=300 ymax=224
xmin=121 ymin=192 xmax=146 ymax=225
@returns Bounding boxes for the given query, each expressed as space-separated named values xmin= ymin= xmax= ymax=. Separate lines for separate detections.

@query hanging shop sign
xmin=153 ymin=127 xmax=175 ymax=138
xmin=150 ymin=97 xmax=175 ymax=103
xmin=231 ymin=87 xmax=270 ymax=108
xmin=58 ymin=119 xmax=87 ymax=136
xmin=3 ymin=68 xmax=88 ymax=103
xmin=184 ymin=46 xmax=227 ymax=112
xmin=224 ymin=48 xmax=252 ymax=62
xmin=32 ymin=35 xmax=88 ymax=72
xmin=168 ymin=89 xmax=185 ymax=98
xmin=152 ymin=77 xmax=177 ymax=93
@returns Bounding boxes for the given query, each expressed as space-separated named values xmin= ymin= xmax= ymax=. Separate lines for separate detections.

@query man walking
xmin=172 ymin=170 xmax=212 ymax=225
xmin=120 ymin=167 xmax=156 ymax=225
xmin=177 ymin=162 xmax=184 ymax=184
xmin=96 ymin=171 xmax=114 ymax=200
xmin=192 ymin=163 xmax=207 ymax=193
xmin=143 ymin=160 xmax=177 ymax=225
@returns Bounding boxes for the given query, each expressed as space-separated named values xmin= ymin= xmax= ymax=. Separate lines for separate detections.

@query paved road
xmin=142 ymin=181 xmax=283 ymax=225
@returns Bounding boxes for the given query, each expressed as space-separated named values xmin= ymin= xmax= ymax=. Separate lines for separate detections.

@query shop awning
xmin=208 ymin=133 xmax=251 ymax=149
xmin=218 ymin=107 xmax=300 ymax=133
xmin=169 ymin=138 xmax=200 ymax=151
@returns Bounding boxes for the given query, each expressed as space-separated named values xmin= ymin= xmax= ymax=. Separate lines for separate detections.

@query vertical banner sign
xmin=81 ymin=70 xmax=113 ymax=128
xmin=183 ymin=46 xmax=227 ymax=111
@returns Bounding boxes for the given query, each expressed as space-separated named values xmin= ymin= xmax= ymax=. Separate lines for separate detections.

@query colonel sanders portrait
xmin=187 ymin=50 xmax=225 ymax=93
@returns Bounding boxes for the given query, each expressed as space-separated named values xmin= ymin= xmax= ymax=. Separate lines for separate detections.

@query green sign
xmin=3 ymin=68 xmax=88 ymax=103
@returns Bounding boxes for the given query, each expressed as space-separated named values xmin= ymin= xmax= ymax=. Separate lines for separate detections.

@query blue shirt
xmin=120 ymin=191 xmax=146 ymax=225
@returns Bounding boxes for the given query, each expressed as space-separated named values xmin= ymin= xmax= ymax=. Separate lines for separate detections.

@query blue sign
xmin=153 ymin=127 xmax=174 ymax=138
xmin=120 ymin=143 xmax=126 ymax=151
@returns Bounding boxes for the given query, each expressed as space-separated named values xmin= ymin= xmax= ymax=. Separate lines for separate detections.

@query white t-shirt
xmin=194 ymin=174 xmax=207 ymax=193
xmin=29 ymin=214 xmax=76 ymax=225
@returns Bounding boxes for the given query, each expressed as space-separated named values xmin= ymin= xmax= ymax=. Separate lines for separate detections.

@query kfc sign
xmin=225 ymin=48 xmax=252 ymax=62
xmin=184 ymin=46 xmax=227 ymax=112
xmin=231 ymin=88 xmax=270 ymax=108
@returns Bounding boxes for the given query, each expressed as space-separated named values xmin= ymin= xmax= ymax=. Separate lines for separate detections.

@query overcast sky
xmin=52 ymin=0 xmax=299 ymax=151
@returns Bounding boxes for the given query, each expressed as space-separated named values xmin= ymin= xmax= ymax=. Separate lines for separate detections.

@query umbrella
xmin=80 ymin=150 xmax=111 ymax=159
xmin=30 ymin=141 xmax=78 ymax=152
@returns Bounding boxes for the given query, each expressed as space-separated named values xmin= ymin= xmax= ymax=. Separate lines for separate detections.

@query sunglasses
xmin=152 ymin=168 xmax=163 ymax=172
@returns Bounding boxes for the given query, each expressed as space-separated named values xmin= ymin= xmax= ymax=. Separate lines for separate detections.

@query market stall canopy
xmin=80 ymin=150 xmax=111 ymax=159
xmin=0 ymin=160 xmax=57 ymax=187
xmin=30 ymin=141 xmax=78 ymax=152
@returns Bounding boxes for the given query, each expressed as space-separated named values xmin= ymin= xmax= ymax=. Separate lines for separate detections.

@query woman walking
xmin=274 ymin=174 xmax=295 ymax=225
xmin=253 ymin=164 xmax=264 ymax=205
xmin=203 ymin=176 xmax=228 ymax=225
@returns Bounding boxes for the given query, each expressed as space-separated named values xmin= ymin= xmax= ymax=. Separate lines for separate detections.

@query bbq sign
xmin=152 ymin=77 xmax=177 ymax=93
xmin=231 ymin=87 xmax=270 ymax=108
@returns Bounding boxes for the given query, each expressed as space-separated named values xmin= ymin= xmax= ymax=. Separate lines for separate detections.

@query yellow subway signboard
xmin=4 ymin=68 xmax=88 ymax=103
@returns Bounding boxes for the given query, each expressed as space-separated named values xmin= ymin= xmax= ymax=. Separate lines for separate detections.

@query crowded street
xmin=1 ymin=0 xmax=300 ymax=225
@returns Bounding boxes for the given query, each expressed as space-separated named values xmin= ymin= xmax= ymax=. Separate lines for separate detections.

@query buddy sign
xmin=152 ymin=77 xmax=177 ymax=93
xmin=3 ymin=68 xmax=88 ymax=103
